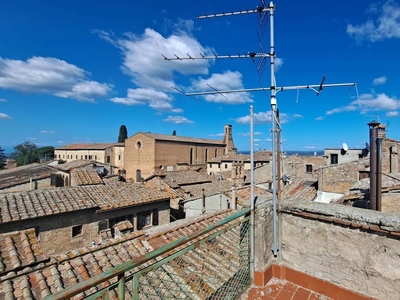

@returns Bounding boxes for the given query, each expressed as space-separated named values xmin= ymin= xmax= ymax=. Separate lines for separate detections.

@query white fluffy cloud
xmin=164 ymin=115 xmax=194 ymax=124
xmin=97 ymin=28 xmax=212 ymax=91
xmin=190 ymin=71 xmax=253 ymax=104
xmin=347 ymin=1 xmax=400 ymax=42
xmin=0 ymin=56 xmax=112 ymax=101
xmin=386 ymin=111 xmax=400 ymax=117
xmin=325 ymin=93 xmax=400 ymax=116
xmin=0 ymin=98 xmax=6 ymax=102
xmin=111 ymin=88 xmax=181 ymax=111
xmin=372 ymin=76 xmax=387 ymax=85
xmin=96 ymin=24 xmax=216 ymax=112
xmin=235 ymin=110 xmax=288 ymax=124
xmin=0 ymin=112 xmax=12 ymax=120
xmin=40 ymin=130 xmax=56 ymax=134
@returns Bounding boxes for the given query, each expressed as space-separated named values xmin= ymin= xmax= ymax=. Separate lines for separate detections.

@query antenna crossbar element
xmin=197 ymin=7 xmax=268 ymax=19
xmin=185 ymin=83 xmax=357 ymax=97
xmin=163 ymin=53 xmax=270 ymax=61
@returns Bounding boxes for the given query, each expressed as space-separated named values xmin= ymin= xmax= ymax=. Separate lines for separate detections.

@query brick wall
xmin=124 ymin=133 xmax=225 ymax=181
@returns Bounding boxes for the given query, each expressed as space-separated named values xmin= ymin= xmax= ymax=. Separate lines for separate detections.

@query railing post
xmin=133 ymin=274 xmax=139 ymax=300
xmin=117 ymin=273 xmax=125 ymax=299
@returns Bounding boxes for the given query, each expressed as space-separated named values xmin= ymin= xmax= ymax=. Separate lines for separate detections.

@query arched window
xmin=215 ymin=148 xmax=218 ymax=158
xmin=190 ymin=148 xmax=193 ymax=165
xmin=205 ymin=148 xmax=208 ymax=162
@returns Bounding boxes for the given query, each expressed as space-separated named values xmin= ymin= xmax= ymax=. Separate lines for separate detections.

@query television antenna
xmin=163 ymin=1 xmax=358 ymax=258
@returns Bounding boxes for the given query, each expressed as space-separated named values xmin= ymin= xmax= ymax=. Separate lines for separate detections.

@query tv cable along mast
xmin=164 ymin=1 xmax=358 ymax=258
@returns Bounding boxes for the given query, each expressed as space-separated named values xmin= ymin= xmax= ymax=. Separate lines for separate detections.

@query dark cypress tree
xmin=0 ymin=146 xmax=6 ymax=169
xmin=172 ymin=130 xmax=176 ymax=136
xmin=118 ymin=125 xmax=128 ymax=142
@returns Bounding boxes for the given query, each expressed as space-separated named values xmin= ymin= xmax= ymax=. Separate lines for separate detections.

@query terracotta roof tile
xmin=54 ymin=160 xmax=95 ymax=172
xmin=71 ymin=168 xmax=103 ymax=186
xmin=0 ymin=163 xmax=57 ymax=190
xmin=136 ymin=132 xmax=224 ymax=145
xmin=0 ymin=183 xmax=170 ymax=224
xmin=55 ymin=143 xmax=122 ymax=151
xmin=1 ymin=210 xmax=245 ymax=299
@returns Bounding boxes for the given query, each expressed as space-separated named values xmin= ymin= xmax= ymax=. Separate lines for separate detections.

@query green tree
xmin=37 ymin=146 xmax=54 ymax=161
xmin=12 ymin=141 xmax=38 ymax=166
xmin=118 ymin=125 xmax=128 ymax=142
xmin=0 ymin=146 xmax=6 ymax=169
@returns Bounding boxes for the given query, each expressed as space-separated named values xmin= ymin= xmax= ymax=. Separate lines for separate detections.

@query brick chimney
xmin=222 ymin=124 xmax=237 ymax=154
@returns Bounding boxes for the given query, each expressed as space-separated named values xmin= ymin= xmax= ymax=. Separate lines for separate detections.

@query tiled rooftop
xmin=0 ymin=210 xmax=241 ymax=299
xmin=0 ymin=163 xmax=57 ymax=190
xmin=137 ymin=132 xmax=224 ymax=145
xmin=55 ymin=143 xmax=122 ymax=150
xmin=0 ymin=229 xmax=48 ymax=275
xmin=161 ymin=170 xmax=213 ymax=187
xmin=0 ymin=182 xmax=170 ymax=223
xmin=54 ymin=160 xmax=95 ymax=172
xmin=0 ymin=187 xmax=98 ymax=223
xmin=280 ymin=180 xmax=318 ymax=202
xmin=71 ymin=167 xmax=103 ymax=186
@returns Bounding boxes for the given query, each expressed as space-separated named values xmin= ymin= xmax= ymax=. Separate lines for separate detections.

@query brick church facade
xmin=124 ymin=124 xmax=237 ymax=181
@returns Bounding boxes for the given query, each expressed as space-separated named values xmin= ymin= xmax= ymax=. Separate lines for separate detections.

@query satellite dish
xmin=342 ymin=142 xmax=348 ymax=152
xmin=365 ymin=142 xmax=370 ymax=151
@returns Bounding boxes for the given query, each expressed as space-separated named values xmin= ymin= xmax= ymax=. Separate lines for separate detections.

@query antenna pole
xmin=268 ymin=1 xmax=279 ymax=257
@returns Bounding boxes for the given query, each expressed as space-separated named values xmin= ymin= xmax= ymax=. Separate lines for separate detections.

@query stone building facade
xmin=54 ymin=143 xmax=125 ymax=172
xmin=124 ymin=125 xmax=237 ymax=181
xmin=0 ymin=182 xmax=170 ymax=255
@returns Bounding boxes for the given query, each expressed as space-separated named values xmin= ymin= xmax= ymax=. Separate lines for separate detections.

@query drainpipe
xmin=376 ymin=138 xmax=382 ymax=211
xmin=368 ymin=120 xmax=379 ymax=210
xmin=202 ymin=189 xmax=206 ymax=214
xmin=232 ymin=185 xmax=237 ymax=210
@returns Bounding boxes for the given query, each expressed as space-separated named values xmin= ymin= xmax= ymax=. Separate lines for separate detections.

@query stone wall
xmin=279 ymin=201 xmax=400 ymax=300
xmin=1 ymin=201 xmax=170 ymax=255
xmin=0 ymin=177 xmax=52 ymax=193
xmin=254 ymin=200 xmax=274 ymax=273
xmin=318 ymin=159 xmax=369 ymax=193
xmin=382 ymin=138 xmax=400 ymax=174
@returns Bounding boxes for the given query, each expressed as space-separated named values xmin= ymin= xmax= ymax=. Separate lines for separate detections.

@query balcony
xmin=7 ymin=200 xmax=399 ymax=300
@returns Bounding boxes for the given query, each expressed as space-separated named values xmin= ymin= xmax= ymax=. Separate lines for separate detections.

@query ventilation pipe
xmin=368 ymin=120 xmax=379 ymax=210
xmin=376 ymin=137 xmax=382 ymax=211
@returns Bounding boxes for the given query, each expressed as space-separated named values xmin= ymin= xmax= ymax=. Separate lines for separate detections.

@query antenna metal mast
xmin=164 ymin=1 xmax=357 ymax=259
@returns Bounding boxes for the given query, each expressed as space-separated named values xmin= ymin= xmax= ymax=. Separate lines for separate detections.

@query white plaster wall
xmin=184 ymin=194 xmax=232 ymax=218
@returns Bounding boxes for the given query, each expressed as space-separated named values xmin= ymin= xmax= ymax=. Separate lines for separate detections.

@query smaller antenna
xmin=317 ymin=75 xmax=326 ymax=96
xmin=207 ymin=84 xmax=228 ymax=100
xmin=170 ymin=86 xmax=201 ymax=102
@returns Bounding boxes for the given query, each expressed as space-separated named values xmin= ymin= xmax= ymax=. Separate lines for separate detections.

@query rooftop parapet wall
xmin=279 ymin=201 xmax=400 ymax=300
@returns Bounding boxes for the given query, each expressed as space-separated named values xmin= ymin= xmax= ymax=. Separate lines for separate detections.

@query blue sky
xmin=1 ymin=0 xmax=400 ymax=153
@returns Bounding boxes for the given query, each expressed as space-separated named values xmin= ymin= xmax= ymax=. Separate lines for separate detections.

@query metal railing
xmin=44 ymin=208 xmax=251 ymax=300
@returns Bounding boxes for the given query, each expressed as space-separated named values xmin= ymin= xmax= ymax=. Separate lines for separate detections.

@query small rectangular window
xmin=72 ymin=225 xmax=83 ymax=237
xmin=107 ymin=156 xmax=111 ymax=163
xmin=95 ymin=155 xmax=97 ymax=160
xmin=89 ymin=155 xmax=92 ymax=159
xmin=306 ymin=164 xmax=312 ymax=173
xmin=152 ymin=209 xmax=159 ymax=226
xmin=330 ymin=154 xmax=338 ymax=164
xmin=85 ymin=155 xmax=88 ymax=159
xmin=225 ymin=164 xmax=228 ymax=169
xmin=118 ymin=155 xmax=121 ymax=160
xmin=81 ymin=155 xmax=83 ymax=159
xmin=76 ymin=155 xmax=78 ymax=159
